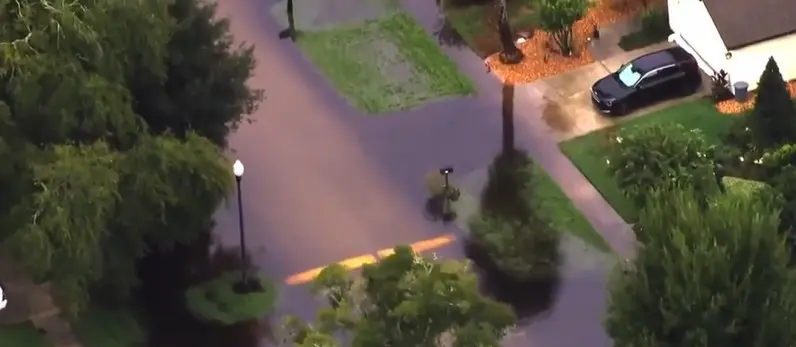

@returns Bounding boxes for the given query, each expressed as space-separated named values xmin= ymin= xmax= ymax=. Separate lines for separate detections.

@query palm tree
xmin=496 ymin=0 xmax=523 ymax=64
xmin=279 ymin=0 xmax=296 ymax=40
xmin=501 ymin=84 xmax=515 ymax=152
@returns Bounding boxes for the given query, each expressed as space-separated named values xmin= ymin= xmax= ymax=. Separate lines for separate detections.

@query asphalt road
xmin=209 ymin=2 xmax=616 ymax=347
xmin=210 ymin=0 xmax=503 ymax=322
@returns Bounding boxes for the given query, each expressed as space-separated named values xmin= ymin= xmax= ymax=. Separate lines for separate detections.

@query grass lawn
xmin=533 ymin=164 xmax=612 ymax=252
xmin=185 ymin=271 xmax=277 ymax=325
xmin=559 ymin=99 xmax=736 ymax=222
xmin=0 ymin=322 xmax=50 ymax=347
xmin=617 ymin=28 xmax=672 ymax=51
xmin=297 ymin=12 xmax=475 ymax=113
xmin=444 ymin=0 xmax=537 ymax=57
xmin=723 ymin=176 xmax=770 ymax=197
xmin=70 ymin=306 xmax=145 ymax=347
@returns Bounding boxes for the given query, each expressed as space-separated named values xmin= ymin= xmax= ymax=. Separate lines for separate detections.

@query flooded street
xmin=132 ymin=0 xmax=621 ymax=346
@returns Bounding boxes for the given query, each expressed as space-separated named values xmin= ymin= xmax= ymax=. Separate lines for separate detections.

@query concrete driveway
xmin=525 ymin=42 xmax=682 ymax=142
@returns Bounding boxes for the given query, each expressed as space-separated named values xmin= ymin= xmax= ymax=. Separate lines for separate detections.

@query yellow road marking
xmin=376 ymin=233 xmax=456 ymax=258
xmin=285 ymin=234 xmax=457 ymax=285
xmin=408 ymin=233 xmax=456 ymax=253
xmin=284 ymin=254 xmax=377 ymax=285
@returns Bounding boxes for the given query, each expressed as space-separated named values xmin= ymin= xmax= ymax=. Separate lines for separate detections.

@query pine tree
xmin=749 ymin=57 xmax=796 ymax=149
xmin=605 ymin=188 xmax=796 ymax=346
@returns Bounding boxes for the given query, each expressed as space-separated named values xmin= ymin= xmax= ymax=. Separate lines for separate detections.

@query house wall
xmin=667 ymin=0 xmax=728 ymax=77
xmin=728 ymin=33 xmax=796 ymax=90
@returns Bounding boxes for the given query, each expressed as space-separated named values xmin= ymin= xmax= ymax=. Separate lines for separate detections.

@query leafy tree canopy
xmin=605 ymin=187 xmax=796 ymax=347
xmin=0 ymin=0 xmax=257 ymax=313
xmin=284 ymin=246 xmax=516 ymax=346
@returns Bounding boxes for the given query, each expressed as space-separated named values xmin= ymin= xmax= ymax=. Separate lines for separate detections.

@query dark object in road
xmin=590 ymin=46 xmax=702 ymax=116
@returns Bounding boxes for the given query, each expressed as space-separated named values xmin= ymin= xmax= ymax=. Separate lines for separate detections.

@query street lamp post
xmin=439 ymin=166 xmax=453 ymax=191
xmin=232 ymin=159 xmax=259 ymax=293
xmin=439 ymin=167 xmax=454 ymax=218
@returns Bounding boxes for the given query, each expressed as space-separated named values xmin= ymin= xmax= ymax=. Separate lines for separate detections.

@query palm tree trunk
xmin=287 ymin=0 xmax=296 ymax=40
xmin=497 ymin=0 xmax=523 ymax=64
xmin=501 ymin=84 xmax=515 ymax=153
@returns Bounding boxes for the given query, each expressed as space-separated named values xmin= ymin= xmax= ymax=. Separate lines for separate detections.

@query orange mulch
xmin=716 ymin=80 xmax=796 ymax=114
xmin=486 ymin=0 xmax=664 ymax=84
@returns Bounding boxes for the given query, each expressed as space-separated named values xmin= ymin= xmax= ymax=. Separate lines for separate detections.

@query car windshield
xmin=616 ymin=63 xmax=642 ymax=87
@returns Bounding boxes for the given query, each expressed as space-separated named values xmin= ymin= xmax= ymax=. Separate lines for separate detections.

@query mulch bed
xmin=716 ymin=80 xmax=796 ymax=114
xmin=487 ymin=0 xmax=664 ymax=84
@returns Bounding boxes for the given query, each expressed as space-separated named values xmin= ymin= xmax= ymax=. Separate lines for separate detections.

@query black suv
xmin=591 ymin=46 xmax=702 ymax=115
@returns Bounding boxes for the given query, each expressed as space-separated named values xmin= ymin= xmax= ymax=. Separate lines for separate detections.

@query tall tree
xmin=501 ymin=84 xmax=516 ymax=152
xmin=0 ymin=0 xmax=257 ymax=313
xmin=129 ymin=0 xmax=264 ymax=147
xmin=748 ymin=57 xmax=796 ymax=150
xmin=605 ymin=188 xmax=796 ymax=346
xmin=99 ymin=133 xmax=233 ymax=300
xmin=496 ymin=0 xmax=523 ymax=64
xmin=284 ymin=246 xmax=516 ymax=346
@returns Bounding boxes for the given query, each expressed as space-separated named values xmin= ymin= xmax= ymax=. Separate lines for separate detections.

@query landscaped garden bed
xmin=440 ymin=0 xmax=538 ymax=57
xmin=716 ymin=80 xmax=796 ymax=114
xmin=486 ymin=0 xmax=663 ymax=84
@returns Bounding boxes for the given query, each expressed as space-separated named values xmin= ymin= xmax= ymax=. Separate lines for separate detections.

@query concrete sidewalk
xmin=0 ymin=254 xmax=83 ymax=347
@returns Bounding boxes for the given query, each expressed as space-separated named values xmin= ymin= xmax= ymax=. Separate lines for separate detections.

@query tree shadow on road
xmin=465 ymin=239 xmax=560 ymax=322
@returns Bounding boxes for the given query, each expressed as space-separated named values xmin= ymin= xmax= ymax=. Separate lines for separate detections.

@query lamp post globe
xmin=233 ymin=159 xmax=244 ymax=178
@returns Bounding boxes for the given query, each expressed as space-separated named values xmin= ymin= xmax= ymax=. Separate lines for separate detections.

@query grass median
xmin=297 ymin=12 xmax=475 ymax=113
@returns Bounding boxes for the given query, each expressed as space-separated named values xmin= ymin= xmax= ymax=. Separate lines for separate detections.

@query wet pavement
xmin=209 ymin=0 xmax=625 ymax=346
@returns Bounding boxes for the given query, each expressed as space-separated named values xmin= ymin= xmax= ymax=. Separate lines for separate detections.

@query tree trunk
xmin=496 ymin=0 xmax=523 ymax=64
xmin=501 ymin=84 xmax=515 ymax=153
xmin=287 ymin=0 xmax=296 ymax=40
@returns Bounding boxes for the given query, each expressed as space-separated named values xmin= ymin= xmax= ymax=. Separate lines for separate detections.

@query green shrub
xmin=184 ymin=271 xmax=277 ymax=325
xmin=468 ymin=214 xmax=559 ymax=281
xmin=470 ymin=149 xmax=561 ymax=280
xmin=607 ymin=123 xmax=718 ymax=208
xmin=640 ymin=6 xmax=669 ymax=37
xmin=480 ymin=149 xmax=535 ymax=220
xmin=607 ymin=188 xmax=796 ymax=346
xmin=748 ymin=58 xmax=796 ymax=149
